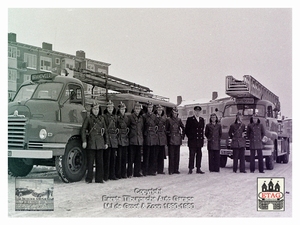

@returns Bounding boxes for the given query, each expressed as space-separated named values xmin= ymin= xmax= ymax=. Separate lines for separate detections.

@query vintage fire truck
xmin=219 ymin=75 xmax=290 ymax=169
xmin=8 ymin=69 xmax=176 ymax=183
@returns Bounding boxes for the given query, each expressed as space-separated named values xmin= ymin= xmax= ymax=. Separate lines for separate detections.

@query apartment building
xmin=8 ymin=32 xmax=111 ymax=101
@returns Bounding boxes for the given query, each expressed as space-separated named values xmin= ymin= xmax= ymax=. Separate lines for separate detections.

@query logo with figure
xmin=257 ymin=177 xmax=285 ymax=211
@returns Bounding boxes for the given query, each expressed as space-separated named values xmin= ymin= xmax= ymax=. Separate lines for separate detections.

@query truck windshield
xmin=13 ymin=83 xmax=63 ymax=102
xmin=223 ymin=104 xmax=265 ymax=117
xmin=13 ymin=84 xmax=37 ymax=102
xmin=31 ymin=83 xmax=63 ymax=100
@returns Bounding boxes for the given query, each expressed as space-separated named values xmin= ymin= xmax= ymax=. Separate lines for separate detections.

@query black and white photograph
xmin=15 ymin=178 xmax=54 ymax=211
xmin=3 ymin=1 xmax=298 ymax=224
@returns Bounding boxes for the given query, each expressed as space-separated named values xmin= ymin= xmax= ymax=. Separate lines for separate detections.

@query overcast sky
xmin=7 ymin=7 xmax=293 ymax=118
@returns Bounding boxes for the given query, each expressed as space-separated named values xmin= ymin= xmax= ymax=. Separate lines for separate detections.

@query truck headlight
xmin=39 ymin=129 xmax=47 ymax=139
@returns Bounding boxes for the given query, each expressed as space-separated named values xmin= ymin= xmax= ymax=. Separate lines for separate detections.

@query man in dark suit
xmin=185 ymin=106 xmax=205 ymax=174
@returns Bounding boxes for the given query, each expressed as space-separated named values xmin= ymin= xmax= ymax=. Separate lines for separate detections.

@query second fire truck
xmin=219 ymin=75 xmax=290 ymax=169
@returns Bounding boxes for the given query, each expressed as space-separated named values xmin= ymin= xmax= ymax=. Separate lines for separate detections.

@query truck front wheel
xmin=55 ymin=139 xmax=87 ymax=183
xmin=8 ymin=158 xmax=33 ymax=177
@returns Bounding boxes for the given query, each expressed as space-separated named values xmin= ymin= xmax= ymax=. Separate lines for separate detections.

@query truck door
xmin=60 ymin=83 xmax=85 ymax=124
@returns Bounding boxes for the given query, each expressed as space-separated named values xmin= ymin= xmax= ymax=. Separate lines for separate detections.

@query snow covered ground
xmin=8 ymin=145 xmax=292 ymax=218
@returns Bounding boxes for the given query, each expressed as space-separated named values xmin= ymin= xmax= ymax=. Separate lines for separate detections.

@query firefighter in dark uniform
xmin=228 ymin=112 xmax=247 ymax=173
xmin=155 ymin=104 xmax=167 ymax=174
xmin=127 ymin=102 xmax=144 ymax=178
xmin=143 ymin=102 xmax=158 ymax=176
xmin=205 ymin=113 xmax=222 ymax=172
xmin=185 ymin=106 xmax=205 ymax=174
xmin=81 ymin=102 xmax=108 ymax=183
xmin=166 ymin=107 xmax=185 ymax=175
xmin=247 ymin=115 xmax=266 ymax=173
xmin=116 ymin=102 xmax=130 ymax=179
xmin=103 ymin=100 xmax=119 ymax=180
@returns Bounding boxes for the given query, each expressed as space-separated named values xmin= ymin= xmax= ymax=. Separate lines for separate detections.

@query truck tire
xmin=8 ymin=158 xmax=33 ymax=177
xmin=282 ymin=154 xmax=289 ymax=164
xmin=265 ymin=152 xmax=274 ymax=170
xmin=276 ymin=155 xmax=282 ymax=163
xmin=220 ymin=155 xmax=227 ymax=168
xmin=282 ymin=139 xmax=290 ymax=164
xmin=266 ymin=141 xmax=277 ymax=170
xmin=55 ymin=139 xmax=87 ymax=183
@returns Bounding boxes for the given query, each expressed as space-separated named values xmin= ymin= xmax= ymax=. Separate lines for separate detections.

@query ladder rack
xmin=226 ymin=75 xmax=280 ymax=111
xmin=71 ymin=68 xmax=152 ymax=94
xmin=68 ymin=68 xmax=171 ymax=102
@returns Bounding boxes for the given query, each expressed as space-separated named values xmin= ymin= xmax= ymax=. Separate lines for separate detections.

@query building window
xmin=97 ymin=68 xmax=107 ymax=74
xmin=17 ymin=50 xmax=20 ymax=57
xmin=40 ymin=56 xmax=52 ymax=71
xmin=55 ymin=58 xmax=60 ymax=65
xmin=24 ymin=53 xmax=37 ymax=69
xmin=24 ymin=74 xmax=31 ymax=82
xmin=66 ymin=63 xmax=74 ymax=69
xmin=8 ymin=69 xmax=17 ymax=81
xmin=202 ymin=109 xmax=207 ymax=115
xmin=87 ymin=63 xmax=95 ymax=71
xmin=8 ymin=46 xmax=17 ymax=58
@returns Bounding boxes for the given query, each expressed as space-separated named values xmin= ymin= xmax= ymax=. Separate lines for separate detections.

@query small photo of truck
xmin=15 ymin=188 xmax=34 ymax=197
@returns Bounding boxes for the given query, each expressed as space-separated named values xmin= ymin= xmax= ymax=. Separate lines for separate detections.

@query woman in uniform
xmin=127 ymin=102 xmax=144 ymax=178
xmin=116 ymin=102 xmax=129 ymax=179
xmin=166 ymin=107 xmax=185 ymax=175
xmin=155 ymin=104 xmax=167 ymax=174
xmin=103 ymin=100 xmax=119 ymax=181
xmin=247 ymin=115 xmax=266 ymax=173
xmin=205 ymin=113 xmax=222 ymax=172
xmin=142 ymin=102 xmax=158 ymax=176
xmin=81 ymin=102 xmax=108 ymax=183
xmin=228 ymin=112 xmax=247 ymax=173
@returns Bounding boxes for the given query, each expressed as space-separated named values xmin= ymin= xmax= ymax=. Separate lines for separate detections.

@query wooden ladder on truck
xmin=225 ymin=75 xmax=280 ymax=111
xmin=68 ymin=68 xmax=172 ymax=105
xmin=70 ymin=68 xmax=153 ymax=98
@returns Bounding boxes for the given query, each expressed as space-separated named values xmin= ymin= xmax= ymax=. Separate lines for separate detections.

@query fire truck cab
xmin=8 ymin=72 xmax=87 ymax=183
xmin=8 ymin=70 xmax=176 ymax=182
xmin=219 ymin=75 xmax=290 ymax=169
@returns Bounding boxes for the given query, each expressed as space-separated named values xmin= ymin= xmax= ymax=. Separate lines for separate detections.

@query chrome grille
xmin=8 ymin=117 xmax=27 ymax=149
xmin=28 ymin=141 xmax=43 ymax=149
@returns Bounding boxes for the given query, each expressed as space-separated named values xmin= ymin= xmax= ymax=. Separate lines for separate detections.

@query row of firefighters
xmin=81 ymin=100 xmax=266 ymax=183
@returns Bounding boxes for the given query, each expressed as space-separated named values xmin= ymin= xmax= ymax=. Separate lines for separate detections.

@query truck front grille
xmin=28 ymin=141 xmax=43 ymax=149
xmin=8 ymin=117 xmax=27 ymax=149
